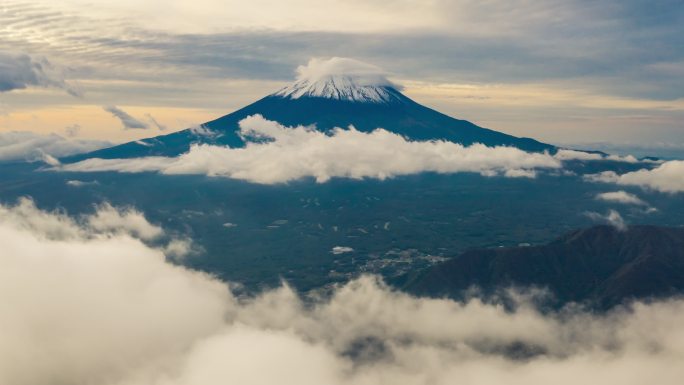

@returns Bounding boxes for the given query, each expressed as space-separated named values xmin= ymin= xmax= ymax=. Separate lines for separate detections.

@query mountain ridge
xmin=402 ymin=225 xmax=684 ymax=309
xmin=68 ymin=93 xmax=554 ymax=162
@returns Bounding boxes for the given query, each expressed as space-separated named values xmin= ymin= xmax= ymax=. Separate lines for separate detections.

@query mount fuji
xmin=72 ymin=58 xmax=553 ymax=161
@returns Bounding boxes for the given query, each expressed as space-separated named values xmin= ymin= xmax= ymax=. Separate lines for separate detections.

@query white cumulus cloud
xmin=294 ymin=57 xmax=399 ymax=89
xmin=585 ymin=160 xmax=684 ymax=193
xmin=595 ymin=191 xmax=648 ymax=206
xmin=2 ymin=200 xmax=684 ymax=385
xmin=60 ymin=114 xmax=562 ymax=183
xmin=86 ymin=202 xmax=164 ymax=241
xmin=554 ymin=149 xmax=640 ymax=163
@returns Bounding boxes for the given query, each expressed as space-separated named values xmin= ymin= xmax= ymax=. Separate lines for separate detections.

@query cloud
xmin=0 ymin=131 xmax=110 ymax=163
xmin=564 ymin=141 xmax=684 ymax=160
xmin=0 ymin=51 xmax=82 ymax=96
xmin=64 ymin=123 xmax=81 ymax=137
xmin=554 ymin=149 xmax=604 ymax=161
xmin=554 ymin=149 xmax=641 ymax=163
xmin=103 ymin=106 xmax=150 ymax=129
xmin=66 ymin=180 xmax=99 ymax=187
xmin=503 ymin=168 xmax=537 ymax=178
xmin=585 ymin=160 xmax=684 ymax=193
xmin=189 ymin=123 xmax=220 ymax=138
xmin=273 ymin=57 xmax=404 ymax=102
xmin=60 ymin=114 xmax=561 ymax=183
xmin=164 ymin=238 xmax=195 ymax=260
xmin=585 ymin=209 xmax=627 ymax=231
xmin=86 ymin=202 xmax=164 ymax=241
xmin=0 ymin=198 xmax=227 ymax=385
xmin=331 ymin=246 xmax=354 ymax=254
xmin=40 ymin=152 xmax=61 ymax=166
xmin=146 ymin=113 xmax=168 ymax=131
xmin=595 ymin=191 xmax=648 ymax=206
xmin=294 ymin=57 xmax=400 ymax=89
xmin=3 ymin=199 xmax=684 ymax=384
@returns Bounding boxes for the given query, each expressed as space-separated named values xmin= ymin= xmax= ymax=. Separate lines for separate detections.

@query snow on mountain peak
xmin=273 ymin=57 xmax=404 ymax=103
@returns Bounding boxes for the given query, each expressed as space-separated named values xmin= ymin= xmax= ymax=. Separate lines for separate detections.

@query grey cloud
xmin=585 ymin=209 xmax=628 ymax=231
xmin=0 ymin=51 xmax=82 ymax=96
xmin=2 ymin=1 xmax=682 ymax=101
xmin=103 ymin=106 xmax=149 ymax=129
xmin=145 ymin=113 xmax=167 ymax=131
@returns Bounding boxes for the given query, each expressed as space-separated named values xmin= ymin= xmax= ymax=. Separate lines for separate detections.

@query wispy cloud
xmin=145 ymin=113 xmax=167 ymax=131
xmin=103 ymin=106 xmax=149 ymax=130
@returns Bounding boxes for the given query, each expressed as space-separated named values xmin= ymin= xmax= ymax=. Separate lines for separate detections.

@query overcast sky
xmin=0 ymin=0 xmax=682 ymax=149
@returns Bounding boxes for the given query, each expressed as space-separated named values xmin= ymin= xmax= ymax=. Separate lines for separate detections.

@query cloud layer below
xmin=2 ymin=199 xmax=684 ymax=385
xmin=60 ymin=114 xmax=563 ymax=183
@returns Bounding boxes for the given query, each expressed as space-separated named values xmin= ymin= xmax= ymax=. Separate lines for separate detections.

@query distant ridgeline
xmin=401 ymin=225 xmax=684 ymax=309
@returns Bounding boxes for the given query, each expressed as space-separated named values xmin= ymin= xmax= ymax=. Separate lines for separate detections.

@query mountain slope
xmin=69 ymin=59 xmax=553 ymax=161
xmin=403 ymin=225 xmax=684 ymax=308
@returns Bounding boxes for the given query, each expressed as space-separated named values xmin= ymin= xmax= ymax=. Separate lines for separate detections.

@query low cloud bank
xmin=2 ymin=200 xmax=684 ymax=385
xmin=554 ymin=149 xmax=642 ymax=163
xmin=0 ymin=131 xmax=110 ymax=163
xmin=60 ymin=114 xmax=561 ymax=183
xmin=586 ymin=160 xmax=684 ymax=193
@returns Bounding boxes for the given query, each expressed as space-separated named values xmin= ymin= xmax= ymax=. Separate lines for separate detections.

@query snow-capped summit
xmin=272 ymin=57 xmax=404 ymax=104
